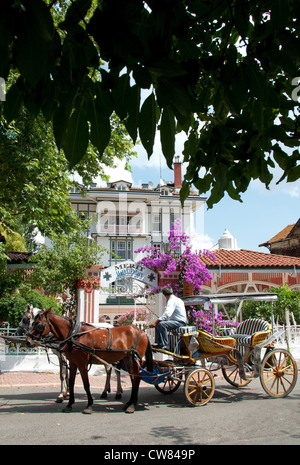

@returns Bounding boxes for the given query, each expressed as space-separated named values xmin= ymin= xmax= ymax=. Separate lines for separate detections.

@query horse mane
xmin=32 ymin=307 xmax=41 ymax=318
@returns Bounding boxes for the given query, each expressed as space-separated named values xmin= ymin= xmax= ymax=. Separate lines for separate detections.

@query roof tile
xmin=199 ymin=249 xmax=300 ymax=268
xmin=267 ymin=224 xmax=296 ymax=243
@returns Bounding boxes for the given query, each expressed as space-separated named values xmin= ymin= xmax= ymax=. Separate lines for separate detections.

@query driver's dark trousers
xmin=155 ymin=320 xmax=186 ymax=347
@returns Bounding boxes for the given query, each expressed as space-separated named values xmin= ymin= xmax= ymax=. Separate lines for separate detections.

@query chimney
xmin=174 ymin=156 xmax=182 ymax=188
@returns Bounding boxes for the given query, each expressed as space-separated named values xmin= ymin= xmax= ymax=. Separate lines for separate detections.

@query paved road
xmin=0 ymin=372 xmax=299 ymax=447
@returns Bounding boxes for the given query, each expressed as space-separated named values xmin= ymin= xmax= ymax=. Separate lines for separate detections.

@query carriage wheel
xmin=184 ymin=368 xmax=215 ymax=406
xmin=154 ymin=367 xmax=182 ymax=394
xmin=260 ymin=349 xmax=298 ymax=398
xmin=222 ymin=362 xmax=253 ymax=387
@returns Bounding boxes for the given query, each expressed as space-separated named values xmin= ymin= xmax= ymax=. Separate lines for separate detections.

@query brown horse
xmin=16 ymin=305 xmax=123 ymax=402
xmin=27 ymin=308 xmax=153 ymax=414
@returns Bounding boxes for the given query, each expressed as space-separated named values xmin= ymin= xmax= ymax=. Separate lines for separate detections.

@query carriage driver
xmin=150 ymin=286 xmax=188 ymax=350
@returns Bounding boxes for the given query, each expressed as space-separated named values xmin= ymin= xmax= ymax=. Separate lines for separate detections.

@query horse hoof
xmin=123 ymin=403 xmax=134 ymax=413
xmin=100 ymin=392 xmax=108 ymax=399
xmin=63 ymin=406 xmax=72 ymax=413
xmin=115 ymin=394 xmax=122 ymax=400
xmin=125 ymin=406 xmax=135 ymax=414
xmin=82 ymin=407 xmax=93 ymax=415
xmin=55 ymin=397 xmax=64 ymax=403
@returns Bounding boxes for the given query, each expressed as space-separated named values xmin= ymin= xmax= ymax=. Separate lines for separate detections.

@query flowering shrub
xmin=135 ymin=218 xmax=215 ymax=297
xmin=134 ymin=220 xmax=237 ymax=334
xmin=187 ymin=306 xmax=237 ymax=335
xmin=116 ymin=308 xmax=149 ymax=326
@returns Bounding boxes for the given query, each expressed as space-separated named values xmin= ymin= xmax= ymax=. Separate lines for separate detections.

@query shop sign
xmin=101 ymin=260 xmax=158 ymax=287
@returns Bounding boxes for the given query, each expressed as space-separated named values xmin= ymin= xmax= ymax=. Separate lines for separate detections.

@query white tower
xmin=218 ymin=228 xmax=239 ymax=250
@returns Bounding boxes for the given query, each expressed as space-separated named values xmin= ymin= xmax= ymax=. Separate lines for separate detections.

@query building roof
xmin=199 ymin=248 xmax=300 ymax=269
xmin=259 ymin=219 xmax=300 ymax=247
xmin=71 ymin=179 xmax=202 ymax=198
xmin=260 ymin=224 xmax=295 ymax=246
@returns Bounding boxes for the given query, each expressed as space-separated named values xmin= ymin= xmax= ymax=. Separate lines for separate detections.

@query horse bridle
xmin=16 ymin=315 xmax=30 ymax=336
xmin=30 ymin=313 xmax=52 ymax=340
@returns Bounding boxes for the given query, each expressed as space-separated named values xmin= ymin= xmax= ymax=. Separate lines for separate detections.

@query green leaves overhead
xmin=160 ymin=107 xmax=176 ymax=168
xmin=14 ymin=0 xmax=60 ymax=85
xmin=61 ymin=102 xmax=89 ymax=169
xmin=0 ymin=0 xmax=299 ymax=207
xmin=88 ymin=107 xmax=110 ymax=157
xmin=139 ymin=93 xmax=157 ymax=158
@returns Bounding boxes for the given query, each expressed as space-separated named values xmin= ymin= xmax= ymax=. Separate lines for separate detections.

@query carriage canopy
xmin=182 ymin=292 xmax=278 ymax=307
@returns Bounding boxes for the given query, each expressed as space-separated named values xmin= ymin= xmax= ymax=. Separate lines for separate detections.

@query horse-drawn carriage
xmin=2 ymin=292 xmax=298 ymax=414
xmin=145 ymin=293 xmax=298 ymax=406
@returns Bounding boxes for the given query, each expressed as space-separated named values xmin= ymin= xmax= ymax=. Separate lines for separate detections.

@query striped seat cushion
xmin=221 ymin=328 xmax=235 ymax=336
xmin=232 ymin=319 xmax=270 ymax=346
xmin=232 ymin=334 xmax=253 ymax=345
xmin=236 ymin=318 xmax=269 ymax=335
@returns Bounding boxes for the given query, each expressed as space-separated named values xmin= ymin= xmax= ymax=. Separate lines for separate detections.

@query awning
xmin=183 ymin=292 xmax=278 ymax=306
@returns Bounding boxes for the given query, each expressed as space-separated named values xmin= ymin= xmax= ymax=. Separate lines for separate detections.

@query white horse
xmin=16 ymin=305 xmax=123 ymax=402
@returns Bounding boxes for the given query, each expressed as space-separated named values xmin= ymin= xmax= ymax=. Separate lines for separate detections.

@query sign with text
xmin=101 ymin=260 xmax=157 ymax=287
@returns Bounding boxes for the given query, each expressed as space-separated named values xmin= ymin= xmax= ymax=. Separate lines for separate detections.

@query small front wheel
xmin=184 ymin=368 xmax=215 ymax=406
xmin=260 ymin=349 xmax=298 ymax=398
xmin=155 ymin=367 xmax=182 ymax=394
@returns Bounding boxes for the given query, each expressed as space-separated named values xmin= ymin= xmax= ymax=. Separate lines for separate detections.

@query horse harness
xmin=37 ymin=317 xmax=142 ymax=366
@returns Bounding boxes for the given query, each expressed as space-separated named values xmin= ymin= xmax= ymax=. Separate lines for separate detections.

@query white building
xmin=70 ymin=159 xmax=206 ymax=324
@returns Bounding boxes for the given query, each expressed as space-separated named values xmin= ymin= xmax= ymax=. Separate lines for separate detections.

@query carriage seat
xmin=175 ymin=326 xmax=198 ymax=336
xmin=168 ymin=326 xmax=198 ymax=354
xmin=231 ymin=318 xmax=272 ymax=347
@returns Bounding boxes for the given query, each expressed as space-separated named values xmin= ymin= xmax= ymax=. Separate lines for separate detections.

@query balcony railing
xmin=99 ymin=224 xmax=143 ymax=234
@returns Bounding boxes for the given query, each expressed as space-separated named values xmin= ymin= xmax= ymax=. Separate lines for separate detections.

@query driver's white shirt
xmin=159 ymin=295 xmax=187 ymax=324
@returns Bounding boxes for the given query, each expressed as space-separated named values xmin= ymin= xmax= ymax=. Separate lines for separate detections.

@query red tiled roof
xmin=199 ymin=249 xmax=300 ymax=268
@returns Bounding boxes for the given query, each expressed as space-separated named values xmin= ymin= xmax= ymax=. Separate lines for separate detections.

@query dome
xmin=218 ymin=229 xmax=239 ymax=250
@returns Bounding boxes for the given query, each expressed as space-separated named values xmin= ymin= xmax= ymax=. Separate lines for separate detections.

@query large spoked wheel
xmin=222 ymin=362 xmax=253 ymax=387
xmin=260 ymin=349 xmax=298 ymax=398
xmin=184 ymin=368 xmax=215 ymax=406
xmin=155 ymin=367 xmax=182 ymax=394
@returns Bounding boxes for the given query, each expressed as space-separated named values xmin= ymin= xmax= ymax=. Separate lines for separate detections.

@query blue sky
xmin=100 ymin=131 xmax=299 ymax=253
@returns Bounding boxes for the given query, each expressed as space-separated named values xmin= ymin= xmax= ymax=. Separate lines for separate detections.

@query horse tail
xmin=145 ymin=336 xmax=153 ymax=372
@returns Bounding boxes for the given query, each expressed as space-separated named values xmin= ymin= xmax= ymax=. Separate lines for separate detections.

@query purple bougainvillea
xmin=135 ymin=219 xmax=234 ymax=334
xmin=135 ymin=218 xmax=215 ymax=297
xmin=187 ymin=306 xmax=237 ymax=334
xmin=134 ymin=219 xmax=236 ymax=334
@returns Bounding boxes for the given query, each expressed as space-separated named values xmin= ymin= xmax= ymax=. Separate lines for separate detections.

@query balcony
xmin=99 ymin=221 xmax=144 ymax=235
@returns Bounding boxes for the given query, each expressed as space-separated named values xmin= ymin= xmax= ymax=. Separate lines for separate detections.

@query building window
xmin=152 ymin=213 xmax=161 ymax=232
xmin=72 ymin=203 xmax=96 ymax=221
xmin=170 ymin=210 xmax=174 ymax=228
xmin=100 ymin=314 xmax=111 ymax=325
xmin=152 ymin=243 xmax=162 ymax=251
xmin=114 ymin=315 xmax=121 ymax=326
xmin=111 ymin=239 xmax=132 ymax=261
xmin=72 ymin=203 xmax=97 ymax=234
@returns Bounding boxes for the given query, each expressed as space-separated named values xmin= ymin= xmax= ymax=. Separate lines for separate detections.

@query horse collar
xmin=70 ymin=320 xmax=82 ymax=337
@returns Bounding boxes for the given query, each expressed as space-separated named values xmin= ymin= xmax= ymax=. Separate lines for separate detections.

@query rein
xmin=36 ymin=317 xmax=142 ymax=362
xmin=30 ymin=313 xmax=145 ymax=376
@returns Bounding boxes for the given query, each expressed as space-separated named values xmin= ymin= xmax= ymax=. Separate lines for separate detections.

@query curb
xmin=0 ymin=371 xmax=133 ymax=390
